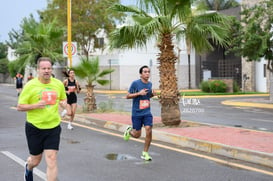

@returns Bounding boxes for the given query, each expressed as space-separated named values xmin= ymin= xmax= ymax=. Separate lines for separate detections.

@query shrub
xmin=200 ymin=81 xmax=210 ymax=92
xmin=209 ymin=80 xmax=227 ymax=93
xmin=0 ymin=58 xmax=9 ymax=74
xmin=233 ymin=81 xmax=240 ymax=92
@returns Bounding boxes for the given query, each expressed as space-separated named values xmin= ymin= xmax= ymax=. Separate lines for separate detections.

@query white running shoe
xmin=67 ymin=123 xmax=73 ymax=130
xmin=61 ymin=109 xmax=67 ymax=117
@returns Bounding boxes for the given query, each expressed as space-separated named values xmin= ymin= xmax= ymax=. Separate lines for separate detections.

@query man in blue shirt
xmin=124 ymin=65 xmax=155 ymax=161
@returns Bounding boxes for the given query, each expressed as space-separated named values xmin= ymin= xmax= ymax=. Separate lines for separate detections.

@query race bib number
xmin=68 ymin=86 xmax=76 ymax=92
xmin=42 ymin=91 xmax=57 ymax=105
xmin=139 ymin=100 xmax=150 ymax=109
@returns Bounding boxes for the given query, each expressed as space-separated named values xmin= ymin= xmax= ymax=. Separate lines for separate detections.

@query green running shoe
xmin=123 ymin=126 xmax=132 ymax=141
xmin=141 ymin=151 xmax=152 ymax=161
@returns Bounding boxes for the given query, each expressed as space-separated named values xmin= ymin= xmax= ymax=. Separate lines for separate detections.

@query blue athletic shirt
xmin=128 ymin=79 xmax=153 ymax=116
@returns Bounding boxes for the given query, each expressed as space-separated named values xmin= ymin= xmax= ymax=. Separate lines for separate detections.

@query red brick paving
xmin=83 ymin=113 xmax=273 ymax=154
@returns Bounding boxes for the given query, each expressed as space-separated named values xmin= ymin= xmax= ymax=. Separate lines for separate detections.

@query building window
xmin=95 ymin=38 xmax=104 ymax=48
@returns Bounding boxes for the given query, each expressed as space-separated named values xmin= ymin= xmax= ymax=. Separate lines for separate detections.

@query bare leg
xmin=66 ymin=104 xmax=72 ymax=118
xmin=44 ymin=149 xmax=58 ymax=181
xmin=26 ymin=154 xmax=42 ymax=170
xmin=66 ymin=104 xmax=73 ymax=129
xmin=130 ymin=129 xmax=141 ymax=138
xmin=70 ymin=103 xmax=77 ymax=123
xmin=144 ymin=126 xmax=152 ymax=152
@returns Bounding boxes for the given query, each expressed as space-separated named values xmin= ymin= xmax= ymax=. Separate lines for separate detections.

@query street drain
xmin=105 ymin=153 xmax=134 ymax=160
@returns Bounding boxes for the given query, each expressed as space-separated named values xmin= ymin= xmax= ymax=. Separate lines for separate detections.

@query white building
xmin=72 ymin=34 xmax=196 ymax=90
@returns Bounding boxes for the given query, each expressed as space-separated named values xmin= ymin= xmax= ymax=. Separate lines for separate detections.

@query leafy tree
xmin=16 ymin=16 xmax=64 ymax=68
xmin=40 ymin=0 xmax=124 ymax=59
xmin=0 ymin=42 xmax=9 ymax=74
xmin=195 ymin=0 xmax=240 ymax=11
xmin=0 ymin=58 xmax=9 ymax=74
xmin=5 ymin=15 xmax=65 ymax=74
xmin=0 ymin=42 xmax=7 ymax=59
xmin=73 ymin=57 xmax=114 ymax=111
xmin=6 ymin=29 xmax=24 ymax=50
xmin=109 ymin=0 xmax=231 ymax=126
xmin=229 ymin=0 xmax=273 ymax=101
xmin=183 ymin=5 xmax=231 ymax=89
xmin=8 ymin=60 xmax=22 ymax=77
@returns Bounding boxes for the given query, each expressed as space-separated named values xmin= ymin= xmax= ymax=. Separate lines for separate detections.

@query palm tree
xmin=73 ymin=56 xmax=114 ymax=111
xmin=183 ymin=7 xmax=231 ymax=89
xmin=195 ymin=0 xmax=240 ymax=11
xmin=15 ymin=16 xmax=64 ymax=69
xmin=109 ymin=0 xmax=231 ymax=126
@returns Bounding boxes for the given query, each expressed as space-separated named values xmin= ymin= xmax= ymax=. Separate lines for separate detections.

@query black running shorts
xmin=25 ymin=122 xmax=61 ymax=155
xmin=67 ymin=93 xmax=77 ymax=105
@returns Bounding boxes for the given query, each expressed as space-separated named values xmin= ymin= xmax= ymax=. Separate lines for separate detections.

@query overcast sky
xmin=0 ymin=0 xmax=47 ymax=42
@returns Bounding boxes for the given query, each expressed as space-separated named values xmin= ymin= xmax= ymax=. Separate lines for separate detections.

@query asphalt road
xmin=86 ymin=93 xmax=273 ymax=132
xmin=1 ymin=84 xmax=273 ymax=180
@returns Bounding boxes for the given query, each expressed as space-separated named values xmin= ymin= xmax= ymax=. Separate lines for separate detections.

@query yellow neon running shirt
xmin=18 ymin=77 xmax=66 ymax=129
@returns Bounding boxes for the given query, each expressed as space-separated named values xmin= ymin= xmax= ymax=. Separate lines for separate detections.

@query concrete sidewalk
xmin=73 ymin=112 xmax=273 ymax=168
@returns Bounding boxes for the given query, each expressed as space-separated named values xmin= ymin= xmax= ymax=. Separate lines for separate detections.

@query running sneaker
xmin=61 ymin=109 xmax=67 ymax=117
xmin=141 ymin=151 xmax=152 ymax=161
xmin=24 ymin=163 xmax=33 ymax=181
xmin=67 ymin=123 xmax=73 ymax=130
xmin=123 ymin=126 xmax=132 ymax=141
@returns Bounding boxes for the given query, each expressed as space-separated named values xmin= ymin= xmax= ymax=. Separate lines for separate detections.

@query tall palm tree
xmin=15 ymin=16 xmax=64 ymax=69
xmin=109 ymin=0 xmax=231 ymax=126
xmin=73 ymin=56 xmax=114 ymax=111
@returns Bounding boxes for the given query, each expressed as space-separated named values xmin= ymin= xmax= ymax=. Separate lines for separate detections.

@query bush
xmin=233 ymin=81 xmax=240 ymax=92
xmin=200 ymin=81 xmax=210 ymax=92
xmin=209 ymin=80 xmax=227 ymax=93
xmin=0 ymin=58 xmax=9 ymax=74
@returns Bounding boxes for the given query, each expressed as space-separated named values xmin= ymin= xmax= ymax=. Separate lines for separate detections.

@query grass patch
xmin=180 ymin=91 xmax=268 ymax=96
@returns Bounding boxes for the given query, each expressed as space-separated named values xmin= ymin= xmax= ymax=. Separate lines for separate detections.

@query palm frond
xmin=98 ymin=69 xmax=114 ymax=78
xmin=109 ymin=4 xmax=149 ymax=16
xmin=97 ymin=79 xmax=111 ymax=86
xmin=73 ymin=56 xmax=114 ymax=86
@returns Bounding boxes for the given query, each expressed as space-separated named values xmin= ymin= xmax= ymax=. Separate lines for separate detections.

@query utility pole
xmin=67 ymin=0 xmax=72 ymax=68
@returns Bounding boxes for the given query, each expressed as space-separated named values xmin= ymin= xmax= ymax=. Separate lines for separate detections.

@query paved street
xmin=1 ymin=84 xmax=273 ymax=180
xmin=83 ymin=92 xmax=273 ymax=132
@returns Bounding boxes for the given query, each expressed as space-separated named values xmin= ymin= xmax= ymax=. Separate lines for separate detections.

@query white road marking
xmin=1 ymin=151 xmax=46 ymax=180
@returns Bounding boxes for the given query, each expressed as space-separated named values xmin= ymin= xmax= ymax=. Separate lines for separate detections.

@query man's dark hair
xmin=139 ymin=65 xmax=149 ymax=74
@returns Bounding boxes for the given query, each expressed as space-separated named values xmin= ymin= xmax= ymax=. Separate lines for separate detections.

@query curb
xmin=152 ymin=130 xmax=273 ymax=168
xmin=74 ymin=114 xmax=273 ymax=168
xmin=222 ymin=100 xmax=273 ymax=109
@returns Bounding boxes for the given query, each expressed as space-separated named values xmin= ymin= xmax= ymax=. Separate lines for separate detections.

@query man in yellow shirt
xmin=17 ymin=57 xmax=67 ymax=181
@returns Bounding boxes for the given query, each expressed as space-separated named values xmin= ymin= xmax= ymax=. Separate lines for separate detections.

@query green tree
xmin=229 ymin=0 xmax=273 ymax=101
xmin=73 ymin=57 xmax=114 ymax=111
xmin=6 ymin=29 xmax=24 ymax=50
xmin=40 ymin=0 xmax=124 ymax=59
xmin=0 ymin=42 xmax=9 ymax=74
xmin=14 ymin=15 xmax=64 ymax=69
xmin=183 ymin=5 xmax=231 ymax=89
xmin=109 ymin=0 xmax=231 ymax=126
xmin=195 ymin=0 xmax=240 ymax=11
xmin=8 ymin=60 xmax=22 ymax=77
